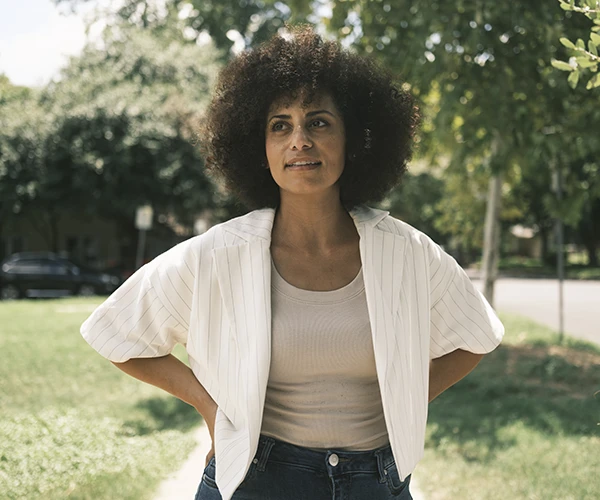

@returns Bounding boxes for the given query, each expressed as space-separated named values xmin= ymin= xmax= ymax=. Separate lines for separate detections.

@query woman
xmin=81 ymin=26 xmax=504 ymax=500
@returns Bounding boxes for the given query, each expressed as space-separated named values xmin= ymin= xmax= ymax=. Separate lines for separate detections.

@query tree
xmin=0 ymin=86 xmax=53 ymax=246
xmin=327 ymin=0 xmax=594 ymax=304
xmin=1 ymin=25 xmax=229 ymax=262
xmin=54 ymin=0 xmax=313 ymax=53
xmin=552 ymin=0 xmax=600 ymax=89
xmin=386 ymin=170 xmax=446 ymax=245
xmin=0 ymin=74 xmax=32 ymax=105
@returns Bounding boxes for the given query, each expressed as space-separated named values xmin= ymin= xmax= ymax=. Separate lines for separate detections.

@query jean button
xmin=328 ymin=453 xmax=339 ymax=466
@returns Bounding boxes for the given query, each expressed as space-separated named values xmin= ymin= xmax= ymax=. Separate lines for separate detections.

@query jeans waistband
xmin=253 ymin=434 xmax=395 ymax=483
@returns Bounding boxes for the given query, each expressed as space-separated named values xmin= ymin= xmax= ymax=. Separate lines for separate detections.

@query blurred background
xmin=0 ymin=1 xmax=598 ymax=499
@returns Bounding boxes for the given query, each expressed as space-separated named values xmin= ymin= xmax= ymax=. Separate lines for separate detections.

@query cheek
xmin=265 ymin=137 xmax=283 ymax=161
xmin=328 ymin=134 xmax=346 ymax=162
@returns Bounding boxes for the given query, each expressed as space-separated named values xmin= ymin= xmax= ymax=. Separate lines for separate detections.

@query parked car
xmin=0 ymin=252 xmax=122 ymax=300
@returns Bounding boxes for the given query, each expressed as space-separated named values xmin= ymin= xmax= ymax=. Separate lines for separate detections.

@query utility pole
xmin=552 ymin=166 xmax=565 ymax=343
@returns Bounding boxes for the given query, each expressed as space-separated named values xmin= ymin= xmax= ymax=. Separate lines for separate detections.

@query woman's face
xmin=265 ymin=91 xmax=346 ymax=200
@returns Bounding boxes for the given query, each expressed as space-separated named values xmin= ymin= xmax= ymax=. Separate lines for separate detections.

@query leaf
xmin=560 ymin=37 xmax=576 ymax=49
xmin=551 ymin=59 xmax=575 ymax=71
xmin=576 ymin=38 xmax=586 ymax=49
xmin=589 ymin=40 xmax=598 ymax=57
xmin=559 ymin=2 xmax=572 ymax=11
xmin=576 ymin=56 xmax=597 ymax=68
xmin=586 ymin=73 xmax=600 ymax=89
xmin=568 ymin=70 xmax=580 ymax=89
xmin=591 ymin=33 xmax=600 ymax=45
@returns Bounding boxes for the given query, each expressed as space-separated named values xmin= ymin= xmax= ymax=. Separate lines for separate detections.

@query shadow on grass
xmin=120 ymin=397 xmax=203 ymax=436
xmin=426 ymin=342 xmax=600 ymax=463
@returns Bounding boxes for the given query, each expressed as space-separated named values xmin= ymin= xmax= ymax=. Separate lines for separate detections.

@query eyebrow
xmin=267 ymin=109 xmax=336 ymax=123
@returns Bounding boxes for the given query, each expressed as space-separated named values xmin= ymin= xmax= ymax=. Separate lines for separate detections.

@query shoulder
xmin=148 ymin=208 xmax=272 ymax=270
xmin=377 ymin=212 xmax=445 ymax=263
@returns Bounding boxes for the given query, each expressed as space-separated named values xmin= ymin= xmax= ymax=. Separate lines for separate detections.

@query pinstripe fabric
xmin=80 ymin=205 xmax=504 ymax=500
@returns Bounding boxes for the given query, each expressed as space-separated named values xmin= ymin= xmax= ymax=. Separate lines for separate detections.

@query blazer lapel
xmin=357 ymin=222 xmax=407 ymax=436
xmin=212 ymin=238 xmax=272 ymax=438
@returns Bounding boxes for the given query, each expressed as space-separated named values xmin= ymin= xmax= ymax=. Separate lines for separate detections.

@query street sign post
xmin=135 ymin=205 xmax=153 ymax=270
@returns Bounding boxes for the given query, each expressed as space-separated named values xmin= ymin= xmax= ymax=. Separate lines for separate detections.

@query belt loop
xmin=255 ymin=437 xmax=275 ymax=472
xmin=374 ymin=449 xmax=387 ymax=484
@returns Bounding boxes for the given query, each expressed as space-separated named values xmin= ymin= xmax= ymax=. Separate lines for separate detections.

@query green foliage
xmin=386 ymin=171 xmax=446 ymax=245
xmin=54 ymin=0 xmax=312 ymax=53
xmin=32 ymin=0 xmax=600 ymax=265
xmin=0 ymin=92 xmax=52 ymax=223
xmin=324 ymin=1 xmax=600 ymax=258
xmin=0 ymin=25 xmax=225 ymax=238
xmin=47 ymin=26 xmax=222 ymax=223
xmin=555 ymin=0 xmax=600 ymax=89
xmin=0 ymin=298 xmax=198 ymax=499
xmin=432 ymin=163 xmax=488 ymax=253
xmin=0 ymin=74 xmax=32 ymax=104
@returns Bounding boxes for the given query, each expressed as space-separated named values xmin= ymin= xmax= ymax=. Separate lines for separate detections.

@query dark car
xmin=0 ymin=252 xmax=122 ymax=300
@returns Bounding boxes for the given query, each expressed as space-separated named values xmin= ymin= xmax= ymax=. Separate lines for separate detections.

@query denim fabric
xmin=194 ymin=434 xmax=412 ymax=500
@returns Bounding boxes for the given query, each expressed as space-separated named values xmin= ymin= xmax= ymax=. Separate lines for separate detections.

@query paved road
xmin=472 ymin=278 xmax=600 ymax=346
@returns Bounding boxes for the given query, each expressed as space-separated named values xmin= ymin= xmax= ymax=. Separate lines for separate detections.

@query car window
xmin=2 ymin=257 xmax=75 ymax=275
xmin=6 ymin=261 xmax=45 ymax=274
xmin=42 ymin=261 xmax=70 ymax=275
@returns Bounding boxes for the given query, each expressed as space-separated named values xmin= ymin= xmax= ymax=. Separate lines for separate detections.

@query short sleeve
xmin=428 ymin=242 xmax=504 ymax=360
xmin=80 ymin=241 xmax=195 ymax=363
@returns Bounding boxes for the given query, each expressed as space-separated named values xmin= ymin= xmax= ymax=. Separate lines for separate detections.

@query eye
xmin=270 ymin=121 xmax=288 ymax=132
xmin=309 ymin=118 xmax=328 ymax=128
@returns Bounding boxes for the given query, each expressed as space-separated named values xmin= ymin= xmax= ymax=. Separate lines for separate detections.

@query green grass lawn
xmin=417 ymin=313 xmax=600 ymax=500
xmin=2 ymin=299 xmax=598 ymax=500
xmin=0 ymin=298 xmax=200 ymax=500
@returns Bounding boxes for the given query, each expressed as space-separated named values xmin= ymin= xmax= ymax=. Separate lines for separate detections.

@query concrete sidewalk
xmin=154 ymin=422 xmax=425 ymax=499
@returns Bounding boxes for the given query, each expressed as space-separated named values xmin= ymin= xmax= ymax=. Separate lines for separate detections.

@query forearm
xmin=111 ymin=354 xmax=216 ymax=418
xmin=428 ymin=349 xmax=484 ymax=402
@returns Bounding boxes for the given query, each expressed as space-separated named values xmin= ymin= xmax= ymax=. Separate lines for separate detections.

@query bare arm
xmin=428 ymin=349 xmax=484 ymax=402
xmin=111 ymin=354 xmax=217 ymax=463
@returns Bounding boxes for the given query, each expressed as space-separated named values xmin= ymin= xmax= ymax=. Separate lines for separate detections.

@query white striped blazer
xmin=81 ymin=204 xmax=504 ymax=500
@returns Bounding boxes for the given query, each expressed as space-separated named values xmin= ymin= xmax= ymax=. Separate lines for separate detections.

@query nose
xmin=289 ymin=125 xmax=312 ymax=150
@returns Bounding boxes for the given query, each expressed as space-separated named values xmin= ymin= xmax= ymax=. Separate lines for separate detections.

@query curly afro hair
xmin=199 ymin=25 xmax=420 ymax=212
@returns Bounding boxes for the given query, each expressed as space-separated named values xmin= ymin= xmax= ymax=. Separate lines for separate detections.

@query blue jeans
xmin=194 ymin=434 xmax=412 ymax=499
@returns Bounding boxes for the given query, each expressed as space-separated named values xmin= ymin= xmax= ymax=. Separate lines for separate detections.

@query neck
xmin=271 ymin=194 xmax=358 ymax=256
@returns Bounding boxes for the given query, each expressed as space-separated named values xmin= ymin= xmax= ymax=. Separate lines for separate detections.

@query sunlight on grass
xmin=0 ymin=298 xmax=199 ymax=500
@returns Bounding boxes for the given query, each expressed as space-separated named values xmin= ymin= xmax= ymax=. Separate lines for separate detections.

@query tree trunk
xmin=481 ymin=172 xmax=503 ymax=307
xmin=539 ymin=225 xmax=550 ymax=265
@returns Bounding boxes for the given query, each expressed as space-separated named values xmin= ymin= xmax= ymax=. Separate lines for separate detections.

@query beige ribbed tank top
xmin=260 ymin=257 xmax=390 ymax=451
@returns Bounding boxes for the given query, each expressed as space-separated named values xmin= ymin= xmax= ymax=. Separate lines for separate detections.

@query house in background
xmin=506 ymin=224 xmax=543 ymax=259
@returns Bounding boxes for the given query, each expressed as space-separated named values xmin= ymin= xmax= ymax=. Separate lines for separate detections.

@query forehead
xmin=267 ymin=91 xmax=338 ymax=116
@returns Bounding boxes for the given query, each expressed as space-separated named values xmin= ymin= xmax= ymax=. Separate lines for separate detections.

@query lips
xmin=285 ymin=160 xmax=322 ymax=168
xmin=285 ymin=164 xmax=319 ymax=171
